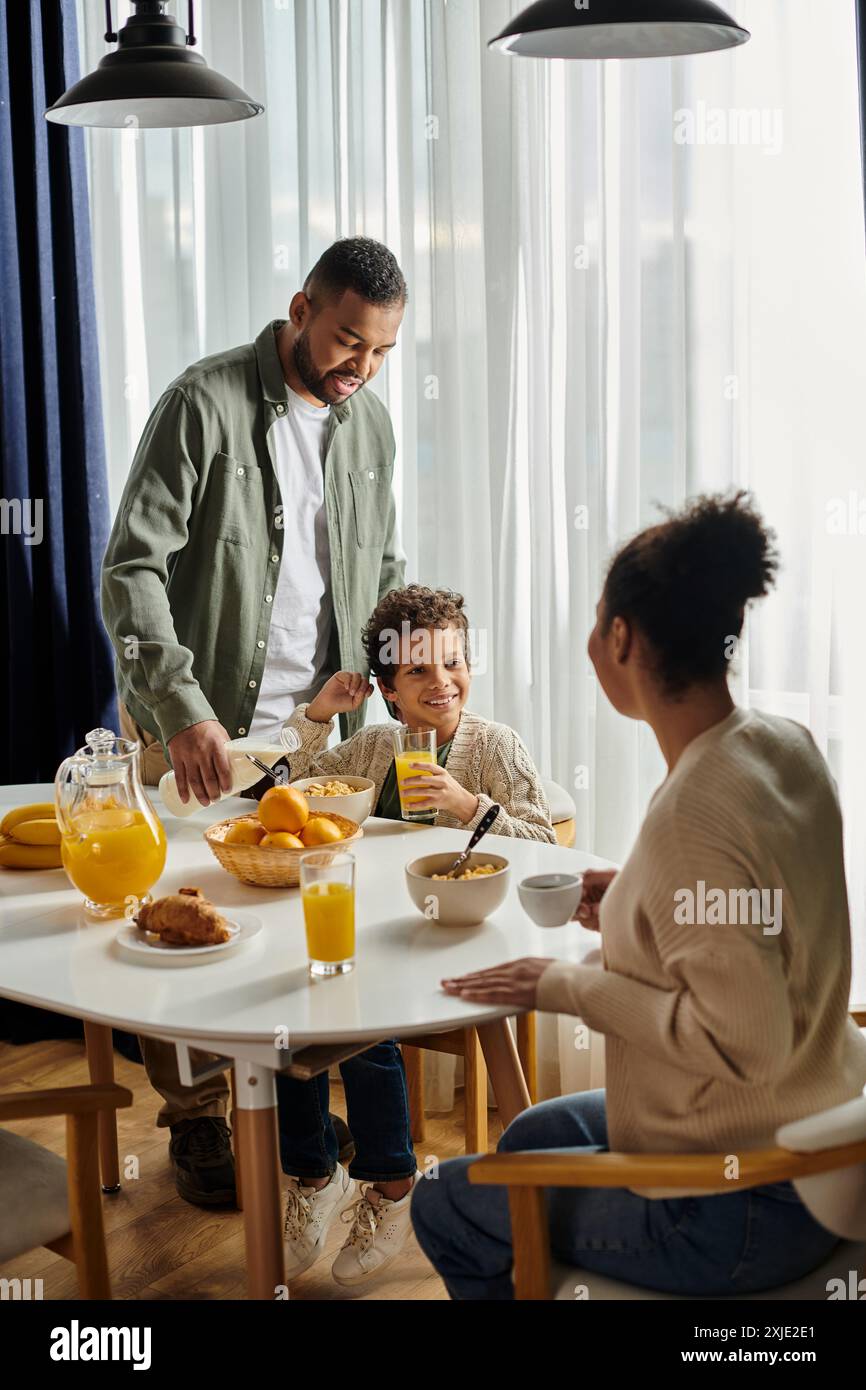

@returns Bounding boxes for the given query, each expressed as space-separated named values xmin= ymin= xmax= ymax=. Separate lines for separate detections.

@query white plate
xmin=115 ymin=911 xmax=262 ymax=965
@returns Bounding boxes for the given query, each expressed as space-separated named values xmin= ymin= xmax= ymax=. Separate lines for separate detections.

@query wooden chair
xmin=543 ymin=778 xmax=577 ymax=850
xmin=0 ymin=1083 xmax=132 ymax=1299
xmin=469 ymin=1009 xmax=866 ymax=1299
xmin=402 ymin=1014 xmax=537 ymax=1153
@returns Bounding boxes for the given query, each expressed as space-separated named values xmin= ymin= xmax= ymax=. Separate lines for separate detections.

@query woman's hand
xmin=441 ymin=958 xmax=554 ymax=1009
xmin=401 ymin=763 xmax=480 ymax=823
xmin=306 ymin=672 xmax=374 ymax=723
xmin=574 ymin=869 xmax=618 ymax=931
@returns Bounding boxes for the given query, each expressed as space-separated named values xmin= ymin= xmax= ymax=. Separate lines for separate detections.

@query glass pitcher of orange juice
xmin=55 ymin=728 xmax=167 ymax=919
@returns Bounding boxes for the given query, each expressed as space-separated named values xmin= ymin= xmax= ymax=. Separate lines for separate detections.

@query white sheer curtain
xmin=78 ymin=0 xmax=866 ymax=1107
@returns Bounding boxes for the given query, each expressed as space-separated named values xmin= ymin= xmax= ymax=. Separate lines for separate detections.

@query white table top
xmin=0 ymin=784 xmax=608 ymax=1050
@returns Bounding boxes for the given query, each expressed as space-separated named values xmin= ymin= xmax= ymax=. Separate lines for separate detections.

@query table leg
xmin=230 ymin=1068 xmax=244 ymax=1212
xmin=401 ymin=1044 xmax=427 ymax=1144
xmin=232 ymin=1061 xmax=285 ymax=1300
xmin=463 ymin=1027 xmax=488 ymax=1154
xmin=516 ymin=1011 xmax=538 ymax=1104
xmin=83 ymin=1021 xmax=120 ymax=1194
xmin=476 ymin=1018 xmax=531 ymax=1129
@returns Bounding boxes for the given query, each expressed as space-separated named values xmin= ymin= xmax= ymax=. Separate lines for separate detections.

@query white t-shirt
xmin=249 ymin=387 xmax=336 ymax=742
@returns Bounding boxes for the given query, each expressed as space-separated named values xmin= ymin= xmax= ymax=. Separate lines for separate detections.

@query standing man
xmin=101 ymin=238 xmax=408 ymax=1205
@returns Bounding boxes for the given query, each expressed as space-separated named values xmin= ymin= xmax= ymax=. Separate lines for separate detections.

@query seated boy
xmin=276 ymin=585 xmax=555 ymax=1289
xmin=287 ymin=585 xmax=556 ymax=840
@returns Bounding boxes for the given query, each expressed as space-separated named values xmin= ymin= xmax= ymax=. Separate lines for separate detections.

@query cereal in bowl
xmin=431 ymin=864 xmax=500 ymax=881
xmin=306 ymin=781 xmax=356 ymax=798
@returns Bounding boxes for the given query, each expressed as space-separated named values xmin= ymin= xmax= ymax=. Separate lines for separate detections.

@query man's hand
xmin=574 ymin=869 xmax=618 ymax=931
xmin=167 ymin=721 xmax=234 ymax=808
xmin=306 ymin=672 xmax=374 ymax=723
xmin=441 ymin=958 xmax=554 ymax=1009
xmin=401 ymin=763 xmax=480 ymax=823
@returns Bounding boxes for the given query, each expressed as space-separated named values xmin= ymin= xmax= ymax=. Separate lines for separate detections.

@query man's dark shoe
xmin=331 ymin=1113 xmax=355 ymax=1166
xmin=169 ymin=1117 xmax=237 ymax=1207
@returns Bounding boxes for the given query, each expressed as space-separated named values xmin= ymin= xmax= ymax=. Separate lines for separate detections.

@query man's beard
xmin=293 ymin=329 xmax=363 ymax=406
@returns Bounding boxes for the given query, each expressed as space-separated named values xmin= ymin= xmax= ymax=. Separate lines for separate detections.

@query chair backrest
xmin=776 ymin=1093 xmax=866 ymax=1238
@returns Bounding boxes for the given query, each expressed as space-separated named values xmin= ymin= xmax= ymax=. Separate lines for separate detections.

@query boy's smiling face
xmin=378 ymin=623 xmax=471 ymax=737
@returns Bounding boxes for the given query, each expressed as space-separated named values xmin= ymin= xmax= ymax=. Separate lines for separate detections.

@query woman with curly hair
xmin=412 ymin=492 xmax=866 ymax=1299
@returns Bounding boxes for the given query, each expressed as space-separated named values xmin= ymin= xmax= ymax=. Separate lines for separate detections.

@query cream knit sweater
xmin=537 ymin=708 xmax=866 ymax=1196
xmin=282 ymin=704 xmax=556 ymax=843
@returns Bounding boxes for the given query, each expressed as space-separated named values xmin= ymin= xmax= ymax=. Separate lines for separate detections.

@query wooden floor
xmin=0 ymin=1038 xmax=502 ymax=1301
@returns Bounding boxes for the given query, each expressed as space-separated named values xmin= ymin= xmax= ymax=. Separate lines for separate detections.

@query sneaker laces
xmin=340 ymin=1184 xmax=386 ymax=1253
xmin=283 ymin=1183 xmax=313 ymax=1241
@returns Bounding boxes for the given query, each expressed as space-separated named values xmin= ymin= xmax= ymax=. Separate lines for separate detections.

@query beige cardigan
xmin=537 ymin=707 xmax=866 ymax=1196
xmin=282 ymin=704 xmax=556 ymax=843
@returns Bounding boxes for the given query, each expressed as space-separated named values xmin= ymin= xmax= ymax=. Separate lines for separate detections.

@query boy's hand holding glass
xmin=400 ymin=762 xmax=480 ymax=823
xmin=306 ymin=672 xmax=375 ymax=723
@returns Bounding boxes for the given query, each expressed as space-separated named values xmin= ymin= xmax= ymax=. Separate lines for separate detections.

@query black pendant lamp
xmin=45 ymin=0 xmax=264 ymax=129
xmin=490 ymin=0 xmax=750 ymax=59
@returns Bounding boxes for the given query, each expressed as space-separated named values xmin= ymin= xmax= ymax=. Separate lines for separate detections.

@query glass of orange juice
xmin=392 ymin=728 xmax=436 ymax=822
xmin=300 ymin=851 xmax=356 ymax=977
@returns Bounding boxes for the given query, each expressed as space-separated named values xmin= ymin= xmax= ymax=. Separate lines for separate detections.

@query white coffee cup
xmin=518 ymin=873 xmax=584 ymax=929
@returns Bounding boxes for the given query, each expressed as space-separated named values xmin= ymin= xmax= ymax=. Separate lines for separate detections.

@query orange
xmin=261 ymin=832 xmax=305 ymax=850
xmin=259 ymin=786 xmax=309 ymax=835
xmin=299 ymin=816 xmax=344 ymax=847
xmin=225 ymin=820 xmax=265 ymax=847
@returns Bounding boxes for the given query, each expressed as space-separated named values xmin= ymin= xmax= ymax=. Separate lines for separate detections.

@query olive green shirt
xmin=101 ymin=322 xmax=406 ymax=751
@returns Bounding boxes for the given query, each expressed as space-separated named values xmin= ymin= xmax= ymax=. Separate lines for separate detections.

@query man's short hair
xmin=304 ymin=237 xmax=408 ymax=310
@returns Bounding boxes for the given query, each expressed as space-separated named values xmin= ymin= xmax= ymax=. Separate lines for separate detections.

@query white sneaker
xmin=331 ymin=1172 xmax=421 ymax=1287
xmin=282 ymin=1164 xmax=356 ymax=1279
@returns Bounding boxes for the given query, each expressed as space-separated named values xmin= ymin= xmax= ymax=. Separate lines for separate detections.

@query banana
xmin=9 ymin=818 xmax=62 ymax=846
xmin=0 ymin=840 xmax=63 ymax=870
xmin=1 ymin=802 xmax=57 ymax=837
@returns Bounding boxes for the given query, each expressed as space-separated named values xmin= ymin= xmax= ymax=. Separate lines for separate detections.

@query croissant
xmin=137 ymin=887 xmax=231 ymax=946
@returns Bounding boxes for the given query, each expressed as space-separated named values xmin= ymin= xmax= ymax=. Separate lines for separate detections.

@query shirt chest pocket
xmin=206 ymin=453 xmax=265 ymax=548
xmin=348 ymin=466 xmax=392 ymax=549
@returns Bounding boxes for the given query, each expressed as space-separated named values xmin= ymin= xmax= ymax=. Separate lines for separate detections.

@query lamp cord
xmin=187 ymin=0 xmax=197 ymax=46
xmin=104 ymin=0 xmax=117 ymax=44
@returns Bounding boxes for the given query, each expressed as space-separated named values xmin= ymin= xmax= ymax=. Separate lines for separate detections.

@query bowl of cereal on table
xmin=404 ymin=851 xmax=510 ymax=926
xmin=290 ymin=776 xmax=376 ymax=827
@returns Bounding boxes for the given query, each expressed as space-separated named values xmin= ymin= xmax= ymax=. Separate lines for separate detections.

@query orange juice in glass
xmin=55 ymin=728 xmax=167 ymax=918
xmin=392 ymin=728 xmax=436 ymax=821
xmin=300 ymin=851 xmax=356 ymax=977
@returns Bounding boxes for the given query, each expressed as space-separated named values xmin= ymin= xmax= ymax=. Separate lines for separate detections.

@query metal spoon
xmin=245 ymin=752 xmax=335 ymax=785
xmin=442 ymin=804 xmax=501 ymax=879
xmin=245 ymin=753 xmax=280 ymax=782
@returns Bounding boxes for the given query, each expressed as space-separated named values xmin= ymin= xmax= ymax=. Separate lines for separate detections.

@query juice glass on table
xmin=391 ymin=728 xmax=436 ymax=822
xmin=55 ymin=727 xmax=167 ymax=919
xmin=300 ymin=851 xmax=356 ymax=978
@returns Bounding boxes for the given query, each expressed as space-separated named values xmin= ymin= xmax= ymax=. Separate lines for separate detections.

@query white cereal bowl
xmin=405 ymin=852 xmax=510 ymax=926
xmin=290 ymin=776 xmax=376 ymax=827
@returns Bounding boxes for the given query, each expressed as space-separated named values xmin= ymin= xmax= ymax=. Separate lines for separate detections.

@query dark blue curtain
xmin=0 ymin=0 xmax=117 ymax=785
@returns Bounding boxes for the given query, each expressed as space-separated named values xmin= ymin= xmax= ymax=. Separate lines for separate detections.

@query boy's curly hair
xmin=362 ymin=585 xmax=471 ymax=687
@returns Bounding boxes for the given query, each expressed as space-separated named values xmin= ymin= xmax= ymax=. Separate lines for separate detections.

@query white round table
xmin=0 ymin=783 xmax=608 ymax=1298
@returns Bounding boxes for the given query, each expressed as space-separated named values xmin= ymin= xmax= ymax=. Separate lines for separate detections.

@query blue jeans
xmin=411 ymin=1089 xmax=840 ymax=1300
xmin=276 ymin=1040 xmax=416 ymax=1184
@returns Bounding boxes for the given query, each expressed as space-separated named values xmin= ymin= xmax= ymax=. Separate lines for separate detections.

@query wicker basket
xmin=204 ymin=813 xmax=363 ymax=889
